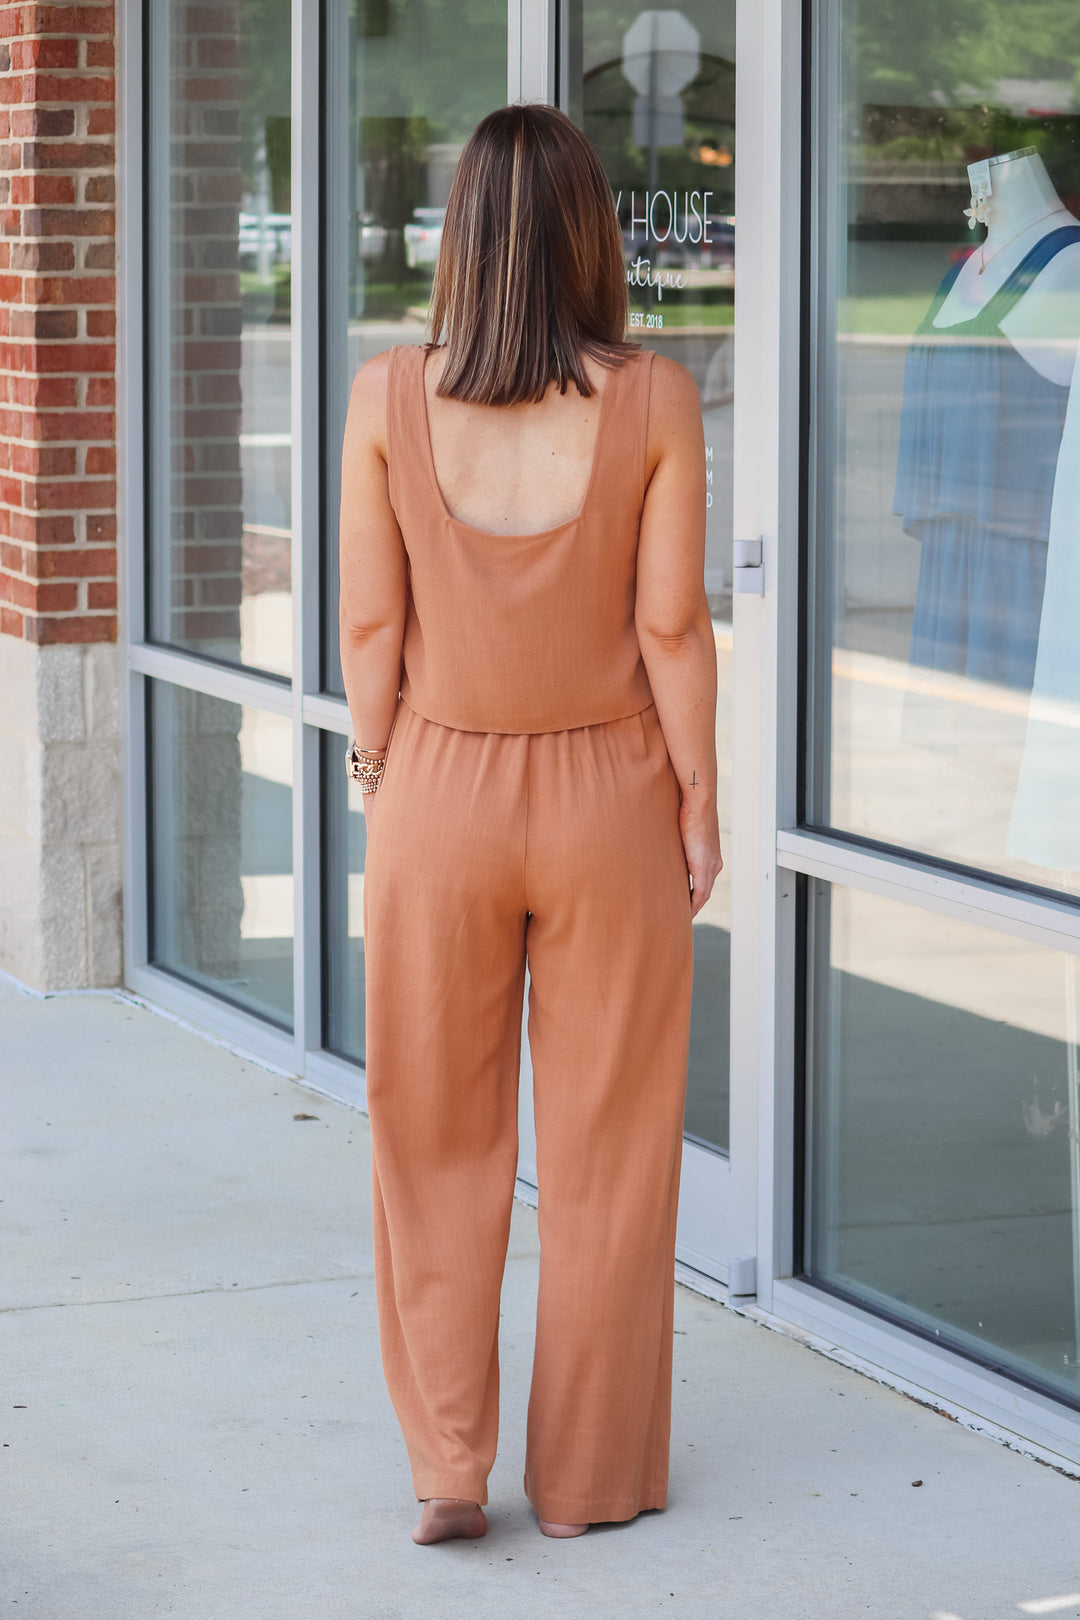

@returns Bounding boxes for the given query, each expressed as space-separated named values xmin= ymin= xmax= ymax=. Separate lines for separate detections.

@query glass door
xmin=552 ymin=0 xmax=737 ymax=1281
xmin=314 ymin=0 xmax=742 ymax=1285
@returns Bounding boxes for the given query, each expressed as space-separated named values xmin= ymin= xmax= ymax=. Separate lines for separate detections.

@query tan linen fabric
xmin=361 ymin=344 xmax=693 ymax=1525
xmin=386 ymin=342 xmax=657 ymax=734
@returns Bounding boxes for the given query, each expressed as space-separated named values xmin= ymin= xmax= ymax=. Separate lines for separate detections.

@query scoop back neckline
xmin=413 ymin=346 xmax=621 ymax=541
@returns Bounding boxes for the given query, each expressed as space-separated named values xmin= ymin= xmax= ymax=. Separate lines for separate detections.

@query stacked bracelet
xmin=345 ymin=741 xmax=387 ymax=793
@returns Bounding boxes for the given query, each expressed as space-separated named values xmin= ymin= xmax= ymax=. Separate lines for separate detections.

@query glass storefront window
xmin=805 ymin=881 xmax=1080 ymax=1407
xmin=564 ymin=0 xmax=734 ymax=607
xmin=146 ymin=0 xmax=293 ymax=678
xmin=149 ymin=682 xmax=294 ymax=1029
xmin=806 ymin=1 xmax=1080 ymax=896
xmin=322 ymin=0 xmax=508 ymax=694
xmin=566 ymin=0 xmax=735 ymax=1152
xmin=322 ymin=733 xmax=370 ymax=1063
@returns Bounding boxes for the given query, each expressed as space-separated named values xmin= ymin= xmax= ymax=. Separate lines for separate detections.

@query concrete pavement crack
xmin=0 ymin=1274 xmax=376 ymax=1313
xmin=0 ymin=1250 xmax=540 ymax=1315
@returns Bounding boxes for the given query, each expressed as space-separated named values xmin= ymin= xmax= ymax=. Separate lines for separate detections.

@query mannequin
xmin=894 ymin=147 xmax=1080 ymax=696
xmin=933 ymin=148 xmax=1080 ymax=384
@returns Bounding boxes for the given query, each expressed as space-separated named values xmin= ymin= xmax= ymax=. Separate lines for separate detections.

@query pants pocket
xmin=637 ymin=705 xmax=652 ymax=762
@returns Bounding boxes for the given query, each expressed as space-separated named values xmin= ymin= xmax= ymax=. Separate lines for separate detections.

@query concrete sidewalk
xmin=2 ymin=977 xmax=1078 ymax=1620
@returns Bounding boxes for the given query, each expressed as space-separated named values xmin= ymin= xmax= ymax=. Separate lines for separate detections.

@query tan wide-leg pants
xmin=362 ymin=696 xmax=693 ymax=1525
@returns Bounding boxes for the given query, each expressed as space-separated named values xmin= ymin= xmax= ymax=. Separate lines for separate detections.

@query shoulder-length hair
xmin=428 ymin=103 xmax=636 ymax=405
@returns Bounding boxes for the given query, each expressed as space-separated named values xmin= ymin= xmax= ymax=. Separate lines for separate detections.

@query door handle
xmin=733 ymin=537 xmax=763 ymax=595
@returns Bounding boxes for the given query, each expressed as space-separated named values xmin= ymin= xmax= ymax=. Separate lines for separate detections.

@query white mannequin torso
xmin=931 ymin=149 xmax=1080 ymax=386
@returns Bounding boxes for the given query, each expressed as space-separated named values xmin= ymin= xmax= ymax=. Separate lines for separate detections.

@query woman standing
xmin=338 ymin=104 xmax=721 ymax=1545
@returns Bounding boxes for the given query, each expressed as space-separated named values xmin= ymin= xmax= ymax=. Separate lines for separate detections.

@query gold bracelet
xmin=345 ymin=741 xmax=386 ymax=792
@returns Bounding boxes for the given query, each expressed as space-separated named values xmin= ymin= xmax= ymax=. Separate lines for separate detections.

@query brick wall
xmin=0 ymin=3 xmax=121 ymax=993
xmin=0 ymin=0 xmax=117 ymax=648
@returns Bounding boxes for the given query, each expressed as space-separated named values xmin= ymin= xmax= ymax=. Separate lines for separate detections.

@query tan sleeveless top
xmin=385 ymin=343 xmax=657 ymax=734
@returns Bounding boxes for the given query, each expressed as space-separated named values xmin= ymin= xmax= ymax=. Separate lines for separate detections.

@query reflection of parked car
xmin=357 ymin=212 xmax=388 ymax=261
xmin=238 ymin=211 xmax=292 ymax=268
xmin=701 ymin=215 xmax=735 ymax=268
xmin=621 ymin=212 xmax=734 ymax=270
xmin=403 ymin=206 xmax=445 ymax=269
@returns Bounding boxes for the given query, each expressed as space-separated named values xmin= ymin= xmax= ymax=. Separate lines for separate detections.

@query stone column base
xmin=0 ymin=637 xmax=123 ymax=991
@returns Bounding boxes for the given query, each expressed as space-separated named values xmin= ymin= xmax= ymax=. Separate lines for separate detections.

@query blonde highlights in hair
xmin=428 ymin=104 xmax=635 ymax=405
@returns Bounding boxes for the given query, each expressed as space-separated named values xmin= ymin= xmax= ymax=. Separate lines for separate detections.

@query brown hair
xmin=428 ymin=103 xmax=636 ymax=405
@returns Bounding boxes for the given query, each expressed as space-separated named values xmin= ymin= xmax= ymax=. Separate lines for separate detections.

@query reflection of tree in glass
xmin=360 ymin=115 xmax=431 ymax=285
xmin=356 ymin=0 xmax=506 ymax=143
xmin=584 ymin=51 xmax=735 ymax=216
xmin=349 ymin=0 xmax=507 ymax=314
xmin=850 ymin=0 xmax=1080 ymax=221
xmin=233 ymin=0 xmax=293 ymax=321
xmin=238 ymin=0 xmax=292 ymax=195
xmin=852 ymin=0 xmax=1080 ymax=109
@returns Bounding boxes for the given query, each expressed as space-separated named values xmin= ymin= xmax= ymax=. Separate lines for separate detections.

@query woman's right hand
xmin=679 ymin=799 xmax=723 ymax=920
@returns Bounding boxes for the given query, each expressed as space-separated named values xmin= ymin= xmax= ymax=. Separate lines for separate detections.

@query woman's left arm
xmin=338 ymin=351 xmax=408 ymax=755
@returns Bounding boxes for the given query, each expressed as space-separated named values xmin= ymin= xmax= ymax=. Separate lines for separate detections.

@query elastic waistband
xmin=397 ymin=695 xmax=656 ymax=739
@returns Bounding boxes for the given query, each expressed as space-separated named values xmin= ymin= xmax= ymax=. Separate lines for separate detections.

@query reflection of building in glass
xmin=159 ymin=0 xmax=246 ymax=660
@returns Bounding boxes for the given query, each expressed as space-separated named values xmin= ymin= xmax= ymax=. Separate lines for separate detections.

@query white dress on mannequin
xmin=965 ymin=155 xmax=1080 ymax=871
xmin=1007 ymin=340 xmax=1080 ymax=870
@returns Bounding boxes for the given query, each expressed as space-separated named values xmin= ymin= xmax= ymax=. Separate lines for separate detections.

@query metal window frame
xmin=120 ymin=0 xmax=323 ymax=1077
xmin=727 ymin=0 xmax=806 ymax=1304
xmin=512 ymin=0 xmax=555 ymax=101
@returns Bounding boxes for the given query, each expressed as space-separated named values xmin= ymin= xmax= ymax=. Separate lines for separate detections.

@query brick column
xmin=0 ymin=1 xmax=121 ymax=990
xmin=0 ymin=1 xmax=116 ymax=644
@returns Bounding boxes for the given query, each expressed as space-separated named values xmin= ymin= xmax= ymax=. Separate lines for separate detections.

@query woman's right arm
xmin=634 ymin=355 xmax=723 ymax=919
xmin=338 ymin=351 xmax=409 ymax=784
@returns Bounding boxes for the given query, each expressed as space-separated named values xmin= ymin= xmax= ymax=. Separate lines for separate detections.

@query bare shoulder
xmin=349 ymin=347 xmax=395 ymax=407
xmin=345 ymin=347 xmax=396 ymax=452
xmin=644 ymin=352 xmax=703 ymax=468
xmin=647 ymin=351 xmax=698 ymax=404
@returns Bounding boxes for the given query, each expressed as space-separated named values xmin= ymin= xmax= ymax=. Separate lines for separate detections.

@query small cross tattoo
xmin=690 ymin=771 xmax=698 ymax=789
